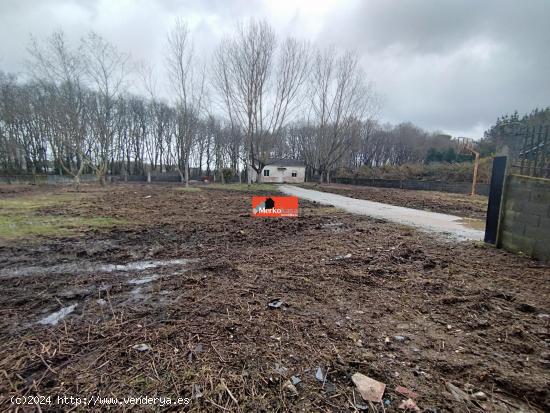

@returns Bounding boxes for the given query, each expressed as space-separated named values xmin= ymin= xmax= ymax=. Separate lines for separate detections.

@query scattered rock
xmin=268 ymin=298 xmax=284 ymax=309
xmin=398 ymin=398 xmax=420 ymax=411
xmin=132 ymin=343 xmax=151 ymax=352
xmin=394 ymin=335 xmax=407 ymax=342
xmin=395 ymin=385 xmax=419 ymax=399
xmin=283 ymin=379 xmax=299 ymax=395
xmin=192 ymin=384 xmax=203 ymax=399
xmin=354 ymin=402 xmax=369 ymax=411
xmin=274 ymin=363 xmax=288 ymax=376
xmin=472 ymin=391 xmax=487 ymax=401
xmin=315 ymin=366 xmax=326 ymax=382
xmin=332 ymin=253 xmax=352 ymax=261
xmin=352 ymin=372 xmax=386 ymax=402
xmin=445 ymin=382 xmax=470 ymax=402
xmin=290 ymin=375 xmax=301 ymax=385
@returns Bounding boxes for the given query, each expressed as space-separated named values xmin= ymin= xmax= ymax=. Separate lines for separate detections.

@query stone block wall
xmin=498 ymin=174 xmax=550 ymax=261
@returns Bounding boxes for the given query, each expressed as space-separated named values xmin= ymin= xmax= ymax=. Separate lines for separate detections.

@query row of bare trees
xmin=0 ymin=19 xmax=456 ymax=185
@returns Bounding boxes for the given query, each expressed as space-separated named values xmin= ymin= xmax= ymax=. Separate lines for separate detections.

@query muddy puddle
xmin=0 ymin=258 xmax=195 ymax=279
xmin=38 ymin=304 xmax=78 ymax=326
xmin=458 ymin=217 xmax=486 ymax=231
xmin=128 ymin=274 xmax=160 ymax=285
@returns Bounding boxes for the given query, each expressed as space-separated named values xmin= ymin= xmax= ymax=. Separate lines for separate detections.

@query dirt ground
xmin=300 ymin=183 xmax=489 ymax=220
xmin=0 ymin=183 xmax=548 ymax=412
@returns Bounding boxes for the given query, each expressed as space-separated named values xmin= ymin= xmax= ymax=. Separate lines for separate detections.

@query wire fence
xmin=511 ymin=124 xmax=550 ymax=178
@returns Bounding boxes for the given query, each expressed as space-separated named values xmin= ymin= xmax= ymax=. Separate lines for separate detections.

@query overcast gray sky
xmin=1 ymin=0 xmax=549 ymax=138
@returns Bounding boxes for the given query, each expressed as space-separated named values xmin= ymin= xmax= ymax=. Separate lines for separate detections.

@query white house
xmin=252 ymin=159 xmax=306 ymax=183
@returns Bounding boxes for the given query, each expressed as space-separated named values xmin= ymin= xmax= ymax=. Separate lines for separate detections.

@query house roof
xmin=265 ymin=158 xmax=305 ymax=167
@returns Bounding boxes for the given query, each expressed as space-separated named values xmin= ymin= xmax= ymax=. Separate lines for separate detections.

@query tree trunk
xmin=185 ymin=158 xmax=190 ymax=188
xmin=246 ymin=154 xmax=252 ymax=186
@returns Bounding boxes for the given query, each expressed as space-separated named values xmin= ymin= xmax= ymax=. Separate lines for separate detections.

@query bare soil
xmin=300 ymin=183 xmax=489 ymax=220
xmin=0 ymin=183 xmax=548 ymax=412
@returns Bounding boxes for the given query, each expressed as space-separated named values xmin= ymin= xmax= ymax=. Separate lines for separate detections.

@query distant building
xmin=253 ymin=159 xmax=306 ymax=183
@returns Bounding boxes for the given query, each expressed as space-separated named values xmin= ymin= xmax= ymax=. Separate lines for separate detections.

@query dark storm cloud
xmin=319 ymin=0 xmax=550 ymax=136
xmin=0 ymin=0 xmax=548 ymax=137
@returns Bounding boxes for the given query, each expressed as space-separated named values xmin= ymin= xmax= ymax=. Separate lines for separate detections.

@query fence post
xmin=484 ymin=156 xmax=507 ymax=244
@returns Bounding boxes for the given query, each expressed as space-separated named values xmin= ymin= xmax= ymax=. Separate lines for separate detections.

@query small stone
xmin=394 ymin=335 xmax=407 ymax=342
xmin=283 ymin=380 xmax=299 ymax=395
xmin=395 ymin=385 xmax=419 ymax=399
xmin=290 ymin=375 xmax=301 ymax=385
xmin=473 ymin=391 xmax=487 ymax=401
xmin=132 ymin=343 xmax=151 ymax=352
xmin=398 ymin=398 xmax=420 ymax=411
xmin=352 ymin=372 xmax=386 ymax=402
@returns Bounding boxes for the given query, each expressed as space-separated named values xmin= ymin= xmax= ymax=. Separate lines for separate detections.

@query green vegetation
xmin=338 ymin=158 xmax=492 ymax=183
xmin=207 ymin=183 xmax=279 ymax=193
xmin=425 ymin=147 xmax=473 ymax=164
xmin=0 ymin=194 xmax=122 ymax=240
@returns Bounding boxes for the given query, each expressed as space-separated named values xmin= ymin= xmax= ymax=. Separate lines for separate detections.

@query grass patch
xmin=207 ymin=183 xmax=279 ymax=193
xmin=0 ymin=193 xmax=123 ymax=240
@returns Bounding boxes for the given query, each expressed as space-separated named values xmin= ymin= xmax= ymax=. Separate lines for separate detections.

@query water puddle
xmin=97 ymin=259 xmax=192 ymax=273
xmin=130 ymin=287 xmax=144 ymax=299
xmin=1 ymin=258 xmax=195 ymax=279
xmin=38 ymin=304 xmax=77 ymax=326
xmin=458 ymin=218 xmax=486 ymax=231
xmin=128 ymin=275 xmax=159 ymax=285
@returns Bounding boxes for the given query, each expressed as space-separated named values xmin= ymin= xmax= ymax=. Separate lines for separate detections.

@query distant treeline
xmin=0 ymin=20 xmax=546 ymax=185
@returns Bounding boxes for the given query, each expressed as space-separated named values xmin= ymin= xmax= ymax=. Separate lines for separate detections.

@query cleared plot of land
xmin=0 ymin=183 xmax=548 ymax=412
xmin=299 ymin=183 xmax=489 ymax=220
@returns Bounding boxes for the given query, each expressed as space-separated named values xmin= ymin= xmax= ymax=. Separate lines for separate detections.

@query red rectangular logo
xmin=251 ymin=196 xmax=298 ymax=217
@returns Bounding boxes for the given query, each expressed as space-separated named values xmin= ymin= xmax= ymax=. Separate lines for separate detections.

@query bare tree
xmin=81 ymin=31 xmax=128 ymax=185
xmin=27 ymin=31 xmax=87 ymax=188
xmin=166 ymin=18 xmax=206 ymax=187
xmin=305 ymin=48 xmax=375 ymax=182
xmin=213 ymin=20 xmax=309 ymax=184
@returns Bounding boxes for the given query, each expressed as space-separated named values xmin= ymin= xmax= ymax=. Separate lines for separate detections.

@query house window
xmin=263 ymin=169 xmax=270 ymax=177
xmin=291 ymin=171 xmax=297 ymax=177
